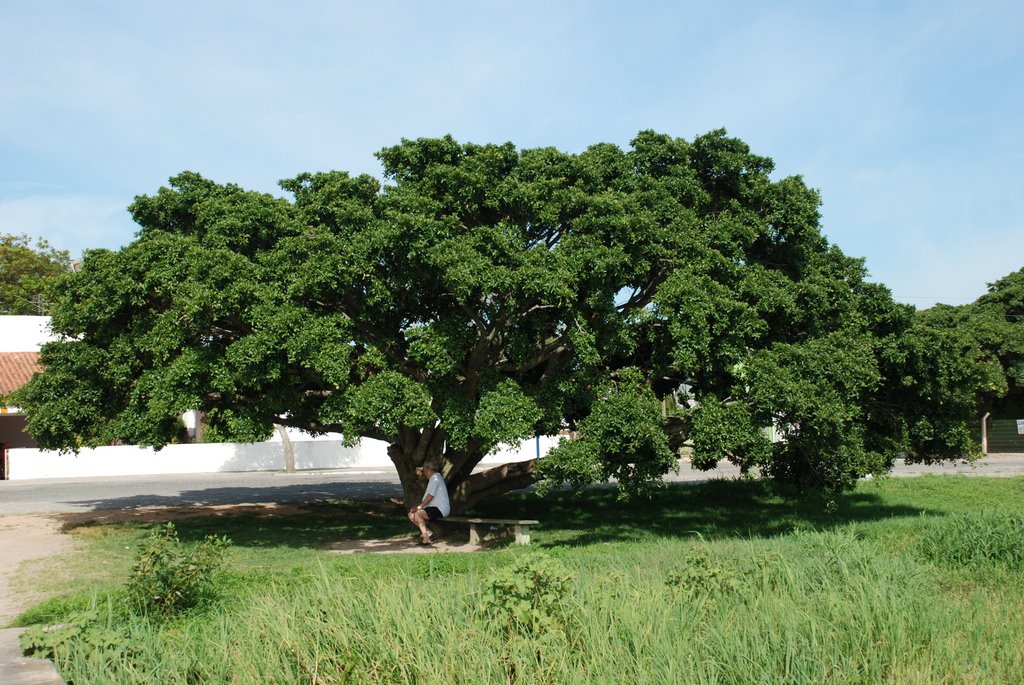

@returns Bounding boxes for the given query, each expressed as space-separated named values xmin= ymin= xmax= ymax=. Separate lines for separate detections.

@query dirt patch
xmin=0 ymin=515 xmax=75 ymax=627
xmin=55 ymin=502 xmax=321 ymax=530
xmin=327 ymin=537 xmax=483 ymax=554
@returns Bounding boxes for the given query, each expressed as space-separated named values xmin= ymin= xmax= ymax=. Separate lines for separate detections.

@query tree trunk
xmin=274 ymin=423 xmax=296 ymax=473
xmin=388 ymin=441 xmax=423 ymax=508
xmin=386 ymin=426 xmax=539 ymax=514
xmin=194 ymin=410 xmax=206 ymax=443
xmin=388 ymin=425 xmax=447 ymax=507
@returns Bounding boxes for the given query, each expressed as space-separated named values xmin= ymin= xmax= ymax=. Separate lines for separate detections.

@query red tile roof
xmin=0 ymin=352 xmax=42 ymax=397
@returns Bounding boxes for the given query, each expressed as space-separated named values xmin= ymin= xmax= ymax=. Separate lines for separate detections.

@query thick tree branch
xmin=615 ymin=266 xmax=669 ymax=314
xmin=498 ymin=334 xmax=571 ymax=375
xmin=444 ymin=438 xmax=486 ymax=490
xmin=460 ymin=302 xmax=488 ymax=334
xmin=450 ymin=459 xmax=537 ymax=512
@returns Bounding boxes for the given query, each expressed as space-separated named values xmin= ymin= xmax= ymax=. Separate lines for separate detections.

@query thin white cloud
xmin=0 ymin=0 xmax=1020 ymax=308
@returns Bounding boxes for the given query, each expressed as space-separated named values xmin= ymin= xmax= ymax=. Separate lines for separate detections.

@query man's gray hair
xmin=423 ymin=460 xmax=440 ymax=472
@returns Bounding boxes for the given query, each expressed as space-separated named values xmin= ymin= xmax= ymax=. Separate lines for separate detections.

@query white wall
xmin=0 ymin=316 xmax=55 ymax=352
xmin=0 ymin=315 xmax=567 ymax=480
xmin=7 ymin=430 xmax=563 ymax=480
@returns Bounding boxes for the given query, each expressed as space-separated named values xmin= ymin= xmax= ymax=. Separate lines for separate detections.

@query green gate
xmin=986 ymin=418 xmax=1024 ymax=453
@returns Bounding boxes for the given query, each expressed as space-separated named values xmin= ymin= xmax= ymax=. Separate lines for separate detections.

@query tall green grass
xmin=919 ymin=511 xmax=1024 ymax=569
xmin=27 ymin=533 xmax=1024 ymax=684
xmin=17 ymin=476 xmax=1024 ymax=684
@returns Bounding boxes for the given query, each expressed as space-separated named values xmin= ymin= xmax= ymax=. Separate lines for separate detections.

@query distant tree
xmin=0 ymin=233 xmax=73 ymax=315
xmin=15 ymin=131 xmax=981 ymax=510
xmin=870 ymin=303 xmax=1001 ymax=462
xmin=911 ymin=268 xmax=1024 ymax=423
xmin=972 ymin=268 xmax=1024 ymax=414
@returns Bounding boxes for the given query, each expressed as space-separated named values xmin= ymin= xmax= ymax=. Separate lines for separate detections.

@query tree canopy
xmin=16 ymin=131 xmax=984 ymax=510
xmin=974 ymin=269 xmax=1024 ymax=414
xmin=0 ymin=233 xmax=72 ymax=315
xmin=911 ymin=268 xmax=1024 ymax=422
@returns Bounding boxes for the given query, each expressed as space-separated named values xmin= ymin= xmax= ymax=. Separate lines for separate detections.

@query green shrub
xmin=665 ymin=547 xmax=742 ymax=598
xmin=126 ymin=522 xmax=231 ymax=617
xmin=481 ymin=552 xmax=574 ymax=639
xmin=19 ymin=609 xmax=132 ymax=664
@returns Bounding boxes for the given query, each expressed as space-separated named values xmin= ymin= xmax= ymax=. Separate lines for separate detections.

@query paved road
xmin=2 ymin=455 xmax=1022 ymax=516
xmin=0 ymin=469 xmax=405 ymax=515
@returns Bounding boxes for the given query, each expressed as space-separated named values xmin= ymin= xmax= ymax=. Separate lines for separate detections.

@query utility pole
xmin=981 ymin=412 xmax=990 ymax=455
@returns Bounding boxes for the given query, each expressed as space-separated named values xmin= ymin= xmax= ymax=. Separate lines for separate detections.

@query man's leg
xmin=412 ymin=509 xmax=432 ymax=543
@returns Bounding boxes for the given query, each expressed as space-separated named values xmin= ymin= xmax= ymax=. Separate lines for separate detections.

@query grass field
xmin=15 ymin=475 xmax=1024 ymax=684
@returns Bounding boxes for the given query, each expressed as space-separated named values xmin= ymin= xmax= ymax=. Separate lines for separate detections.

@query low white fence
xmin=6 ymin=430 xmax=561 ymax=480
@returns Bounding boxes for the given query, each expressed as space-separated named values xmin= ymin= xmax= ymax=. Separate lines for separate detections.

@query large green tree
xmin=0 ymin=233 xmax=72 ymax=315
xmin=16 ymin=131 xmax=976 ymax=510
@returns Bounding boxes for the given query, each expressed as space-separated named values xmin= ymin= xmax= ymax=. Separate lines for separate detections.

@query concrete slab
xmin=0 ymin=628 xmax=65 ymax=684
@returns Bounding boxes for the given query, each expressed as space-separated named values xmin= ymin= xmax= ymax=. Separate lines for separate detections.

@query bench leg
xmin=467 ymin=523 xmax=482 ymax=545
xmin=514 ymin=524 xmax=531 ymax=545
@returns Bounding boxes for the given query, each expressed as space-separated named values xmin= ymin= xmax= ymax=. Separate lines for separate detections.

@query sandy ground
xmin=0 ymin=515 xmax=75 ymax=627
xmin=327 ymin=537 xmax=482 ymax=554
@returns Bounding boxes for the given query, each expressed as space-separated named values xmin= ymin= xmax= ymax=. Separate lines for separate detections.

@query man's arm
xmin=413 ymin=476 xmax=438 ymax=512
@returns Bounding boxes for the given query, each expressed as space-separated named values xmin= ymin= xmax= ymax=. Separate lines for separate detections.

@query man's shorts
xmin=423 ymin=506 xmax=443 ymax=521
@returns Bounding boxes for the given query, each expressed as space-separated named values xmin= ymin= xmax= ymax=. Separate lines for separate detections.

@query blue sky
xmin=1 ymin=0 xmax=1021 ymax=308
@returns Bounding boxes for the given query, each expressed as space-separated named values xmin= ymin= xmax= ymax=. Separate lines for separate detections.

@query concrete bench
xmin=443 ymin=517 xmax=540 ymax=545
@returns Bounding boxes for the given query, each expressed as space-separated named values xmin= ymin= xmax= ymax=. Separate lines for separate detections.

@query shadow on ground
xmin=59 ymin=481 xmax=403 ymax=512
xmin=471 ymin=479 xmax=935 ymax=547
xmin=59 ymin=498 xmax=413 ymax=550
xmin=56 ymin=479 xmax=938 ymax=552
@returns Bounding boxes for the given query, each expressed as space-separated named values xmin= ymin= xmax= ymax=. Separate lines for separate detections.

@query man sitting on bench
xmin=408 ymin=460 xmax=450 ymax=546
